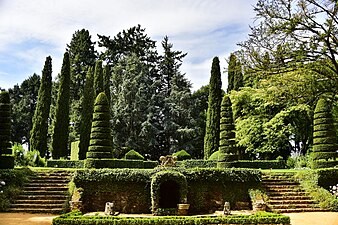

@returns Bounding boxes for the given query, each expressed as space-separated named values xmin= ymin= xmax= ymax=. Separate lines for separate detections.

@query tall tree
xmin=51 ymin=52 xmax=71 ymax=159
xmin=30 ymin=56 xmax=52 ymax=157
xmin=0 ymin=91 xmax=12 ymax=155
xmin=93 ymin=60 xmax=104 ymax=98
xmin=66 ymin=29 xmax=96 ymax=100
xmin=204 ymin=57 xmax=222 ymax=159
xmin=227 ymin=53 xmax=243 ymax=93
xmin=9 ymin=74 xmax=40 ymax=145
xmin=78 ymin=67 xmax=94 ymax=160
xmin=239 ymin=0 xmax=338 ymax=93
xmin=103 ymin=65 xmax=111 ymax=107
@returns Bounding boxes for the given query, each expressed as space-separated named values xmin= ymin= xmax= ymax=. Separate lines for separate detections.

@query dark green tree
xmin=227 ymin=53 xmax=243 ymax=93
xmin=312 ymin=98 xmax=338 ymax=161
xmin=93 ymin=60 xmax=104 ymax=97
xmin=0 ymin=91 xmax=12 ymax=155
xmin=51 ymin=52 xmax=71 ymax=159
xmin=30 ymin=56 xmax=52 ymax=157
xmin=66 ymin=29 xmax=96 ymax=101
xmin=0 ymin=90 xmax=14 ymax=168
xmin=9 ymin=74 xmax=40 ymax=145
xmin=204 ymin=57 xmax=222 ymax=159
xmin=86 ymin=92 xmax=112 ymax=159
xmin=219 ymin=94 xmax=238 ymax=161
xmin=103 ymin=65 xmax=111 ymax=107
xmin=78 ymin=67 xmax=94 ymax=160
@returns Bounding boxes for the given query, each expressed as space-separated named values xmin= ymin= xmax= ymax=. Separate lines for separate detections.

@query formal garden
xmin=1 ymin=1 xmax=338 ymax=225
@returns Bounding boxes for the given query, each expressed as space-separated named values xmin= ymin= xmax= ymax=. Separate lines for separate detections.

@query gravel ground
xmin=0 ymin=212 xmax=338 ymax=225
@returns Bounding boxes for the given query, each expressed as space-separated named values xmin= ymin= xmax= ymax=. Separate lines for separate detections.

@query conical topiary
xmin=312 ymin=98 xmax=337 ymax=161
xmin=218 ymin=94 xmax=237 ymax=161
xmin=86 ymin=92 xmax=113 ymax=159
xmin=0 ymin=91 xmax=14 ymax=168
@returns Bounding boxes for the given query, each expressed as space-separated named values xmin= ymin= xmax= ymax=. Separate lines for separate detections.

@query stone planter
xmin=177 ymin=203 xmax=190 ymax=216
xmin=253 ymin=200 xmax=266 ymax=212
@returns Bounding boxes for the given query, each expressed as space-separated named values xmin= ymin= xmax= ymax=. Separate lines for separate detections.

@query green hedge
xmin=53 ymin=212 xmax=290 ymax=225
xmin=176 ymin=160 xmax=216 ymax=168
xmin=312 ymin=144 xmax=337 ymax=152
xmin=311 ymin=152 xmax=337 ymax=160
xmin=218 ymin=160 xmax=287 ymax=169
xmin=316 ymin=168 xmax=338 ymax=188
xmin=73 ymin=168 xmax=261 ymax=214
xmin=86 ymin=151 xmax=113 ymax=158
xmin=124 ymin=150 xmax=144 ymax=160
xmin=172 ymin=150 xmax=191 ymax=161
xmin=47 ymin=160 xmax=84 ymax=168
xmin=0 ymin=156 xmax=14 ymax=169
xmin=84 ymin=159 xmax=158 ymax=169
xmin=311 ymin=160 xmax=338 ymax=169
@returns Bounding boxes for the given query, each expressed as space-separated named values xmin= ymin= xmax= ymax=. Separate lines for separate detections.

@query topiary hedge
xmin=52 ymin=211 xmax=290 ymax=225
xmin=172 ymin=150 xmax=191 ymax=161
xmin=0 ymin=91 xmax=13 ymax=169
xmin=47 ymin=160 xmax=84 ymax=168
xmin=124 ymin=150 xmax=144 ymax=160
xmin=84 ymin=159 xmax=158 ymax=169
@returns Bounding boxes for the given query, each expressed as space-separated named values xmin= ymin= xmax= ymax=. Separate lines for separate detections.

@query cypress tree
xmin=93 ymin=60 xmax=103 ymax=98
xmin=30 ymin=56 xmax=52 ymax=157
xmin=227 ymin=53 xmax=243 ymax=93
xmin=86 ymin=92 xmax=112 ymax=159
xmin=204 ymin=57 xmax=222 ymax=159
xmin=78 ymin=67 xmax=94 ymax=160
xmin=103 ymin=65 xmax=111 ymax=107
xmin=312 ymin=98 xmax=338 ymax=161
xmin=219 ymin=94 xmax=237 ymax=161
xmin=0 ymin=91 xmax=14 ymax=168
xmin=51 ymin=52 xmax=71 ymax=159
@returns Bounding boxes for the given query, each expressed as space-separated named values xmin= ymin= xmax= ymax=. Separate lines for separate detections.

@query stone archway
xmin=151 ymin=170 xmax=188 ymax=213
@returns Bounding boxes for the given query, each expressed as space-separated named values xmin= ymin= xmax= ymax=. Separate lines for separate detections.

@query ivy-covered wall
xmin=72 ymin=168 xmax=261 ymax=214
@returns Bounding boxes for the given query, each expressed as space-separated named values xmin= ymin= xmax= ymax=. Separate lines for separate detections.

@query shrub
xmin=172 ymin=150 xmax=191 ymax=161
xmin=47 ymin=160 xmax=84 ymax=168
xmin=124 ymin=150 xmax=144 ymax=160
xmin=13 ymin=144 xmax=45 ymax=167
xmin=208 ymin=150 xmax=221 ymax=160
xmin=176 ymin=160 xmax=216 ymax=168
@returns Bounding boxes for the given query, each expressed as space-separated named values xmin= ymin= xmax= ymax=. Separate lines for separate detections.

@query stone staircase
xmin=10 ymin=170 xmax=72 ymax=214
xmin=262 ymin=173 xmax=325 ymax=213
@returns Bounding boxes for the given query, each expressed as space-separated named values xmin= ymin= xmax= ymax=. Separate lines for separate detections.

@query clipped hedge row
xmin=311 ymin=160 xmax=338 ymax=169
xmin=176 ymin=160 xmax=217 ymax=168
xmin=53 ymin=212 xmax=290 ymax=225
xmin=316 ymin=168 xmax=338 ymax=188
xmin=218 ymin=160 xmax=287 ymax=169
xmin=84 ymin=159 xmax=158 ymax=169
xmin=73 ymin=168 xmax=261 ymax=214
xmin=47 ymin=160 xmax=84 ymax=168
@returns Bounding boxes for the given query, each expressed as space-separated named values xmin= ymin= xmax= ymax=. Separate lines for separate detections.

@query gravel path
xmin=0 ymin=212 xmax=338 ymax=225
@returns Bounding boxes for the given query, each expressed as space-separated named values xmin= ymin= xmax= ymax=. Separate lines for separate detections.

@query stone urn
xmin=253 ymin=199 xmax=266 ymax=212
xmin=177 ymin=203 xmax=190 ymax=216
xmin=69 ymin=200 xmax=83 ymax=211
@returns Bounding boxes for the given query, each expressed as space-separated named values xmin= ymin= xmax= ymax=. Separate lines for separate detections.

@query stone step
xmin=262 ymin=180 xmax=299 ymax=185
xmin=9 ymin=207 xmax=63 ymax=214
xmin=24 ymin=186 xmax=68 ymax=191
xmin=17 ymin=194 xmax=68 ymax=200
xmin=264 ymin=184 xmax=300 ymax=189
xmin=11 ymin=203 xmax=64 ymax=209
xmin=13 ymin=199 xmax=66 ymax=204
xmin=273 ymin=208 xmax=328 ymax=213
xmin=268 ymin=191 xmax=309 ymax=196
xmin=21 ymin=190 xmax=68 ymax=196
xmin=268 ymin=195 xmax=312 ymax=201
xmin=26 ymin=183 xmax=69 ymax=187
xmin=268 ymin=199 xmax=316 ymax=205
xmin=30 ymin=177 xmax=69 ymax=182
xmin=270 ymin=203 xmax=319 ymax=209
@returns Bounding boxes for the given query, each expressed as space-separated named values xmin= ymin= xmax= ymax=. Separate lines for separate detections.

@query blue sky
xmin=0 ymin=0 xmax=256 ymax=91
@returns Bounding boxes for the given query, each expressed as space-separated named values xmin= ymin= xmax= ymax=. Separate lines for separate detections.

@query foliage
xmin=30 ymin=56 xmax=53 ymax=157
xmin=219 ymin=94 xmax=237 ymax=161
xmin=208 ymin=150 xmax=221 ymax=161
xmin=312 ymin=98 xmax=338 ymax=163
xmin=47 ymin=160 xmax=84 ymax=168
xmin=204 ymin=57 xmax=222 ymax=159
xmin=0 ymin=91 xmax=12 ymax=156
xmin=296 ymin=170 xmax=338 ymax=211
xmin=124 ymin=150 xmax=144 ymax=160
xmin=173 ymin=150 xmax=191 ymax=161
xmin=227 ymin=53 xmax=243 ymax=92
xmin=9 ymin=74 xmax=40 ymax=145
xmin=13 ymin=143 xmax=45 ymax=167
xmin=53 ymin=211 xmax=290 ymax=225
xmin=0 ymin=168 xmax=33 ymax=211
xmin=93 ymin=60 xmax=104 ymax=98
xmin=51 ymin=52 xmax=71 ymax=159
xmin=176 ymin=160 xmax=216 ymax=169
xmin=316 ymin=168 xmax=338 ymax=189
xmin=83 ymin=159 xmax=157 ymax=169
xmin=78 ymin=68 xmax=94 ymax=160
xmin=229 ymin=160 xmax=287 ymax=169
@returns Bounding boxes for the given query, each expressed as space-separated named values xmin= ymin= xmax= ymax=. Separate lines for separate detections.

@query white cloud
xmin=0 ymin=0 xmax=256 ymax=89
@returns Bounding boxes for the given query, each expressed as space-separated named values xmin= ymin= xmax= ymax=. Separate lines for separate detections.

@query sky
xmin=0 ymin=0 xmax=257 ymax=91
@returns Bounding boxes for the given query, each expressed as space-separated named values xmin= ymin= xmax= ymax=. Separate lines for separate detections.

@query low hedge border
xmin=218 ymin=160 xmax=287 ymax=169
xmin=47 ymin=160 xmax=84 ymax=168
xmin=84 ymin=159 xmax=158 ymax=169
xmin=176 ymin=160 xmax=217 ymax=168
xmin=52 ymin=212 xmax=290 ymax=225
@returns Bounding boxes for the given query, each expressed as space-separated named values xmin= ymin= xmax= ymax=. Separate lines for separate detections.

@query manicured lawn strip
xmin=52 ymin=212 xmax=290 ymax=225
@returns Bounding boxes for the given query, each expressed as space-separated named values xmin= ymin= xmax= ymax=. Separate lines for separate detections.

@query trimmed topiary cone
xmin=312 ymin=98 xmax=337 ymax=162
xmin=0 ymin=91 xmax=14 ymax=168
xmin=86 ymin=92 xmax=113 ymax=159
xmin=218 ymin=94 xmax=238 ymax=162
